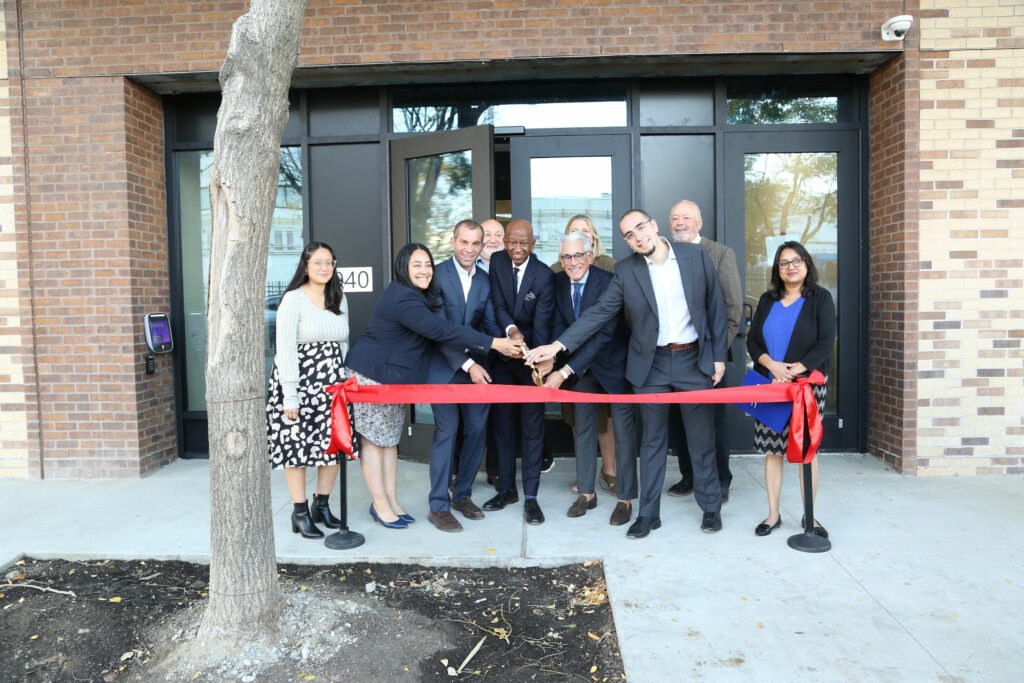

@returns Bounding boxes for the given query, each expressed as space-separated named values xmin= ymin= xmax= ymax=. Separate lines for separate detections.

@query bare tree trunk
xmin=198 ymin=0 xmax=307 ymax=644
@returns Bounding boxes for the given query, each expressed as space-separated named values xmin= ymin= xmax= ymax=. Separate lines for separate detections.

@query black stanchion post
xmin=787 ymin=460 xmax=830 ymax=553
xmin=324 ymin=456 xmax=365 ymax=550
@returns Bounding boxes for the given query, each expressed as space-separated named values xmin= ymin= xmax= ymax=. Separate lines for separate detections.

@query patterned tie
xmin=513 ymin=267 xmax=520 ymax=293
xmin=572 ymin=282 xmax=583 ymax=320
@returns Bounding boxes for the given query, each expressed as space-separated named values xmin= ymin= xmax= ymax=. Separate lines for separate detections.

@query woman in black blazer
xmin=746 ymin=241 xmax=836 ymax=539
xmin=346 ymin=243 xmax=519 ymax=529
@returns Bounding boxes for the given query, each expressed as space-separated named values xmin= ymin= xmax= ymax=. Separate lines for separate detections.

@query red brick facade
xmin=12 ymin=0 xmax=1005 ymax=478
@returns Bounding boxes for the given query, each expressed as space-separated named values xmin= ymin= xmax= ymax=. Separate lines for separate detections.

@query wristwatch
xmin=559 ymin=367 xmax=571 ymax=380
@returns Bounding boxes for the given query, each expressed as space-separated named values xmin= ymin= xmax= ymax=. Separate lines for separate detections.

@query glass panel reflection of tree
xmin=744 ymin=152 xmax=839 ymax=410
xmin=407 ymin=150 xmax=473 ymax=261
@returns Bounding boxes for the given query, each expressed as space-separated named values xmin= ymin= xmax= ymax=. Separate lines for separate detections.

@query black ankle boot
xmin=310 ymin=493 xmax=342 ymax=529
xmin=291 ymin=501 xmax=324 ymax=539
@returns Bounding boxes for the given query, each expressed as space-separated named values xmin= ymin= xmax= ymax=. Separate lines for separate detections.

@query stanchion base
xmin=324 ymin=529 xmax=365 ymax=550
xmin=787 ymin=531 xmax=831 ymax=553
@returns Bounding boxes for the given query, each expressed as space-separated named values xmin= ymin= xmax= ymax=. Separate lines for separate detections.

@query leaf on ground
xmin=120 ymin=652 xmax=134 ymax=661
xmin=756 ymin=621 xmax=764 ymax=628
xmin=588 ymin=632 xmax=600 ymax=641
xmin=108 ymin=597 xmax=122 ymax=603
xmin=485 ymin=548 xmax=496 ymax=553
xmin=30 ymin=634 xmax=39 ymax=640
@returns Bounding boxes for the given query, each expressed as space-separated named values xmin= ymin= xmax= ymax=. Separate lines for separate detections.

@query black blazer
xmin=346 ymin=281 xmax=493 ymax=385
xmin=551 ymin=268 xmax=629 ymax=395
xmin=746 ymin=284 xmax=836 ymax=379
xmin=488 ymin=250 xmax=555 ymax=348
xmin=425 ymin=257 xmax=501 ymax=383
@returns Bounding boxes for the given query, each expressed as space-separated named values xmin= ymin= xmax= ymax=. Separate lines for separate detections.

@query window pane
xmin=743 ymin=152 xmax=839 ymax=410
xmin=177 ymin=147 xmax=304 ymax=411
xmin=528 ymin=156 xmax=613 ymax=267
xmin=726 ymin=77 xmax=852 ymax=125
xmin=407 ymin=150 xmax=473 ymax=258
xmin=392 ymin=82 xmax=627 ymax=132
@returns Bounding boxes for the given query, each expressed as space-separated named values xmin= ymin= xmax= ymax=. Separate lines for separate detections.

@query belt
xmin=657 ymin=341 xmax=698 ymax=351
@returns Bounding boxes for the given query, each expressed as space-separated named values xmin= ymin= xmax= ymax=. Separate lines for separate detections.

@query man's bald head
xmin=505 ymin=219 xmax=535 ymax=266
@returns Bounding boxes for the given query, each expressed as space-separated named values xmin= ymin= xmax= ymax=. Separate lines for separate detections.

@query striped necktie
xmin=572 ymin=282 xmax=583 ymax=320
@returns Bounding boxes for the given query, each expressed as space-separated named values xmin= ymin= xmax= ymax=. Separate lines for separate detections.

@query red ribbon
xmin=786 ymin=370 xmax=826 ymax=465
xmin=324 ymin=371 xmax=825 ymax=463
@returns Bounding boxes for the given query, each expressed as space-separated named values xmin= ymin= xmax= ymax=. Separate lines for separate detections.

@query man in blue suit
xmin=525 ymin=209 xmax=728 ymax=538
xmin=482 ymin=219 xmax=555 ymax=525
xmin=541 ymin=231 xmax=639 ymax=526
xmin=425 ymin=220 xmax=503 ymax=533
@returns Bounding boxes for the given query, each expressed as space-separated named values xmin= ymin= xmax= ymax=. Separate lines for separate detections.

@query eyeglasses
xmin=310 ymin=259 xmax=337 ymax=269
xmin=559 ymin=251 xmax=590 ymax=263
xmin=622 ymin=219 xmax=653 ymax=244
xmin=778 ymin=257 xmax=805 ymax=270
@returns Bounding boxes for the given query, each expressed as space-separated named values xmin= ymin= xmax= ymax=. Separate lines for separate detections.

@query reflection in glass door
xmin=528 ymin=156 xmax=613 ymax=267
xmin=724 ymin=131 xmax=861 ymax=451
xmin=743 ymin=151 xmax=839 ymax=411
xmin=406 ymin=150 xmax=474 ymax=257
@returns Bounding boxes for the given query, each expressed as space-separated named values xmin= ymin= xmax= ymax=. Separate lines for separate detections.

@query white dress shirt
xmin=644 ymin=238 xmax=698 ymax=346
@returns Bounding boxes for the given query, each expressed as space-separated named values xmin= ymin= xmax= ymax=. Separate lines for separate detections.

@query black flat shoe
xmin=310 ymin=493 xmax=342 ymax=529
xmin=626 ymin=516 xmax=661 ymax=539
xmin=482 ymin=489 xmax=519 ymax=511
xmin=755 ymin=518 xmax=781 ymax=536
xmin=801 ymin=516 xmax=829 ymax=538
xmin=701 ymin=511 xmax=722 ymax=533
xmin=667 ymin=479 xmax=693 ymax=496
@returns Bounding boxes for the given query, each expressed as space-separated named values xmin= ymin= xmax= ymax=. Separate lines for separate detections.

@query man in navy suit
xmin=425 ymin=220 xmax=503 ymax=532
xmin=525 ymin=209 xmax=728 ymax=538
xmin=482 ymin=219 xmax=555 ymax=525
xmin=541 ymin=231 xmax=639 ymax=526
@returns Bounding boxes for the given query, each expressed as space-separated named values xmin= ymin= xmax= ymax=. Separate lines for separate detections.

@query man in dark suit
xmin=482 ymin=219 xmax=555 ymax=525
xmin=666 ymin=200 xmax=743 ymax=503
xmin=425 ymin=220 xmax=503 ymax=533
xmin=542 ymin=231 xmax=638 ymax=526
xmin=525 ymin=208 xmax=728 ymax=538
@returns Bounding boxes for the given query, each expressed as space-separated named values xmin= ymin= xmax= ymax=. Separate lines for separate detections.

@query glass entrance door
xmin=723 ymin=131 xmax=861 ymax=450
xmin=388 ymin=125 xmax=495 ymax=459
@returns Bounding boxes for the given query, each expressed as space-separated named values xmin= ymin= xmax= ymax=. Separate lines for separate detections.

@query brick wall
xmin=11 ymin=74 xmax=172 ymax=478
xmin=16 ymin=0 xmax=905 ymax=78
xmin=0 ymin=1 xmax=36 ymax=478
xmin=914 ymin=0 xmax=1024 ymax=475
xmin=868 ymin=48 xmax=920 ymax=474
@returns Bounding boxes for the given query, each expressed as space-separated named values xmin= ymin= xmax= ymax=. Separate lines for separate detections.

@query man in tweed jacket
xmin=666 ymin=199 xmax=743 ymax=502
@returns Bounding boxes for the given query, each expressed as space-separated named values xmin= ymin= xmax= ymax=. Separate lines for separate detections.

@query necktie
xmin=572 ymin=282 xmax=583 ymax=320
xmin=513 ymin=267 xmax=520 ymax=293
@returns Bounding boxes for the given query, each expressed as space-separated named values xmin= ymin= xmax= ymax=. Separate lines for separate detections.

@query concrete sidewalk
xmin=1 ymin=453 xmax=1021 ymax=681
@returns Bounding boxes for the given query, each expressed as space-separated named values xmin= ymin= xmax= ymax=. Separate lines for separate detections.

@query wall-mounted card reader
xmin=144 ymin=313 xmax=174 ymax=353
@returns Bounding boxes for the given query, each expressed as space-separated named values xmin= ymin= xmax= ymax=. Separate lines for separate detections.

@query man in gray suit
xmin=666 ymin=200 xmax=742 ymax=502
xmin=525 ymin=209 xmax=728 ymax=538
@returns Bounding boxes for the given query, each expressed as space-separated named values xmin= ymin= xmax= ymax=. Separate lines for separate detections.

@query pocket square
xmin=524 ymin=291 xmax=536 ymax=301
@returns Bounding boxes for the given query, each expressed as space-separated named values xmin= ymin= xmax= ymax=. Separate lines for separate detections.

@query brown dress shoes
xmin=567 ymin=494 xmax=597 ymax=518
xmin=428 ymin=510 xmax=463 ymax=533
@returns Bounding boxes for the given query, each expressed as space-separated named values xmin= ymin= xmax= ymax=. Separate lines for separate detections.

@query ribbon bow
xmin=324 ymin=376 xmax=359 ymax=459
xmin=786 ymin=370 xmax=826 ymax=464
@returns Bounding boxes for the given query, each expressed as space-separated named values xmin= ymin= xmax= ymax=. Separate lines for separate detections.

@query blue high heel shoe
xmin=398 ymin=513 xmax=416 ymax=524
xmin=370 ymin=503 xmax=407 ymax=529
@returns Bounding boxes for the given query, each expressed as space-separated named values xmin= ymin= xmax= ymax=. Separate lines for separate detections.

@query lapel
xmin=673 ymin=243 xmax=699 ymax=317
xmin=465 ymin=267 xmax=485 ymax=322
xmin=579 ymin=270 xmax=601 ymax=311
xmin=630 ymin=253 xmax=659 ymax=319
xmin=513 ymin=256 xmax=534 ymax=317
xmin=443 ymin=260 xmax=468 ymax=322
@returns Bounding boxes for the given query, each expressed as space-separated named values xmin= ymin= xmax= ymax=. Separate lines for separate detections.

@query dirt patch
xmin=1 ymin=558 xmax=624 ymax=682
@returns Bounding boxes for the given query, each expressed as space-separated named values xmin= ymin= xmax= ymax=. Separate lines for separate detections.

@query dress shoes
xmin=451 ymin=496 xmax=484 ymax=520
xmin=755 ymin=517 xmax=781 ymax=536
xmin=486 ymin=474 xmax=500 ymax=490
xmin=567 ymin=494 xmax=597 ymax=518
xmin=523 ymin=498 xmax=545 ymax=525
xmin=482 ymin=489 xmax=519 ymax=511
xmin=369 ymin=503 xmax=407 ymax=529
xmin=428 ymin=510 xmax=463 ymax=533
xmin=701 ymin=511 xmax=722 ymax=533
xmin=398 ymin=513 xmax=416 ymax=524
xmin=541 ymin=454 xmax=555 ymax=473
xmin=310 ymin=494 xmax=342 ymax=529
xmin=291 ymin=502 xmax=325 ymax=539
xmin=667 ymin=479 xmax=694 ymax=496
xmin=802 ymin=516 xmax=829 ymax=538
xmin=721 ymin=488 xmax=730 ymax=504
xmin=609 ymin=501 xmax=632 ymax=526
xmin=626 ymin=516 xmax=661 ymax=539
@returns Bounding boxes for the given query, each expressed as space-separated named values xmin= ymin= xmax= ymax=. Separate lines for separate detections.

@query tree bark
xmin=198 ymin=0 xmax=307 ymax=644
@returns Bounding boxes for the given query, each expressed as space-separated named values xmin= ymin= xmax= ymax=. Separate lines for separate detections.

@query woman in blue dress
xmin=746 ymin=241 xmax=836 ymax=538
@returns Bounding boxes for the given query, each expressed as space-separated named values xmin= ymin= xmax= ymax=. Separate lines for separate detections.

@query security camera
xmin=881 ymin=15 xmax=913 ymax=41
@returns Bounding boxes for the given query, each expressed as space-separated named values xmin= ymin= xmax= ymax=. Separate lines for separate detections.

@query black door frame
xmin=723 ymin=129 xmax=862 ymax=451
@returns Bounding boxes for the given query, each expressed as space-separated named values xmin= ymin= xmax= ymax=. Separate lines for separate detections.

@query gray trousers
xmin=634 ymin=347 xmax=721 ymax=519
xmin=570 ymin=370 xmax=638 ymax=498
